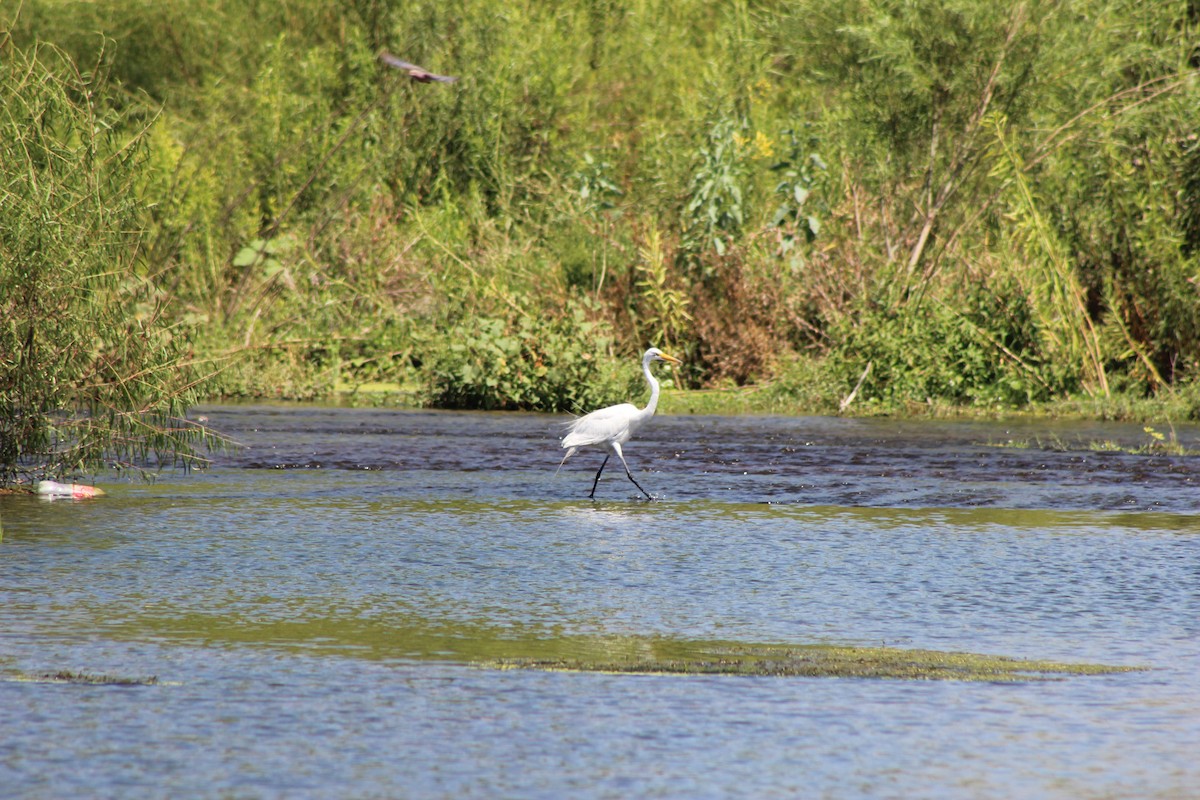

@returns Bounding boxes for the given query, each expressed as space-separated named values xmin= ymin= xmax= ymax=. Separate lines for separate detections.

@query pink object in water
xmin=35 ymin=480 xmax=106 ymax=499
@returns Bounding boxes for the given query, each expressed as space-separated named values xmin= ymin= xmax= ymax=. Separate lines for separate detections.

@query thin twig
xmin=839 ymin=361 xmax=872 ymax=413
xmin=902 ymin=3 xmax=1029 ymax=288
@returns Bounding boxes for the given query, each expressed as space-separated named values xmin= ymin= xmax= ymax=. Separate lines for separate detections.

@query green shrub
xmin=829 ymin=285 xmax=1061 ymax=409
xmin=420 ymin=306 xmax=633 ymax=412
xmin=682 ymin=115 xmax=751 ymax=263
xmin=763 ymin=354 xmax=842 ymax=414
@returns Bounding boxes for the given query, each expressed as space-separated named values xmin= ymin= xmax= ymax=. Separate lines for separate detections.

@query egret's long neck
xmin=640 ymin=356 xmax=661 ymax=418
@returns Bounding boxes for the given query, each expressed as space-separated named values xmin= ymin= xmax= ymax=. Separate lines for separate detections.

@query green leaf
xmin=232 ymin=246 xmax=261 ymax=267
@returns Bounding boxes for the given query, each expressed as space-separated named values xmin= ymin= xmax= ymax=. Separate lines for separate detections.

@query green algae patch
xmin=91 ymin=606 xmax=1142 ymax=683
xmin=489 ymin=642 xmax=1142 ymax=682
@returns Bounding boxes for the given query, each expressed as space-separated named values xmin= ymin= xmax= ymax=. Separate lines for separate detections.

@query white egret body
xmin=559 ymin=347 xmax=682 ymax=499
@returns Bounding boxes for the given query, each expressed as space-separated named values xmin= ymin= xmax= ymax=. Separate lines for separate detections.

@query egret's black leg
xmin=613 ymin=444 xmax=652 ymax=500
xmin=621 ymin=462 xmax=651 ymax=499
xmin=588 ymin=455 xmax=609 ymax=498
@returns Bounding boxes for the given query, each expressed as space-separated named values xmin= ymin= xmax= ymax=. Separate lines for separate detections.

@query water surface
xmin=2 ymin=406 xmax=1198 ymax=798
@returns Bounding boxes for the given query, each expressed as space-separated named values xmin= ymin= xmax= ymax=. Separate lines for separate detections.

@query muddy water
xmin=2 ymin=405 xmax=1199 ymax=798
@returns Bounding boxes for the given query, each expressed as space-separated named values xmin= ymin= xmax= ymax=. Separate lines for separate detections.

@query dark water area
xmin=222 ymin=405 xmax=1200 ymax=513
xmin=3 ymin=405 xmax=1199 ymax=798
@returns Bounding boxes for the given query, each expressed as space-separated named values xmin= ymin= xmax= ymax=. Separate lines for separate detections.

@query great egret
xmin=378 ymin=52 xmax=459 ymax=83
xmin=558 ymin=347 xmax=683 ymax=499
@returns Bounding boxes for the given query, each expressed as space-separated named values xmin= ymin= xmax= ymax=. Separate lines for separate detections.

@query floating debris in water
xmin=35 ymin=480 xmax=105 ymax=499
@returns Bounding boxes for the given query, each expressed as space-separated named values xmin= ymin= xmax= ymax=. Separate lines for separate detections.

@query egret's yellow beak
xmin=659 ymin=352 xmax=683 ymax=365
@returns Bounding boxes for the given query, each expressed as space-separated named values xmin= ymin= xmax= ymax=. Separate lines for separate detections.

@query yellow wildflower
xmin=753 ymin=130 xmax=774 ymax=159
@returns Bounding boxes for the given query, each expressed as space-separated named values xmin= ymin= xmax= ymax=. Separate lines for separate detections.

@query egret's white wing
xmin=561 ymin=403 xmax=639 ymax=448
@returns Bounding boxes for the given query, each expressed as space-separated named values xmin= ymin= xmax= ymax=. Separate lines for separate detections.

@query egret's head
xmin=645 ymin=347 xmax=682 ymax=365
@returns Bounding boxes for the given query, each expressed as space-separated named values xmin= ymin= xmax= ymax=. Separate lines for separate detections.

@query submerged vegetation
xmin=987 ymin=423 xmax=1197 ymax=456
xmin=3 ymin=1 xmax=1200 ymax=481
xmin=492 ymin=640 xmax=1139 ymax=681
xmin=3 ymin=670 xmax=162 ymax=686
xmin=93 ymin=607 xmax=1141 ymax=683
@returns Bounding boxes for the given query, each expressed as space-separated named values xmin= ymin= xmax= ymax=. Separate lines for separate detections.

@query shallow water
xmin=2 ymin=405 xmax=1199 ymax=798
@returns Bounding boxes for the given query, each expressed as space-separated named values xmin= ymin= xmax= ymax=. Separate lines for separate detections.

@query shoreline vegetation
xmin=4 ymin=1 xmax=1200 ymax=484
xmin=321 ymin=374 xmax=1200 ymax=430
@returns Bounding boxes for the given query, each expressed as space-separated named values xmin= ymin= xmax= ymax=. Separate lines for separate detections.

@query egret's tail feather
xmin=555 ymin=447 xmax=577 ymax=476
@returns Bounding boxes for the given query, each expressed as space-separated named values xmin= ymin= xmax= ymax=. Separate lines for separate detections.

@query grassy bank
xmin=329 ymin=378 xmax=1200 ymax=424
xmin=4 ymin=1 xmax=1200 ymax=481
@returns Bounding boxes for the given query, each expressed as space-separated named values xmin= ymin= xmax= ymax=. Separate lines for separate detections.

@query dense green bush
xmin=828 ymin=282 xmax=1060 ymax=408
xmin=420 ymin=306 xmax=633 ymax=412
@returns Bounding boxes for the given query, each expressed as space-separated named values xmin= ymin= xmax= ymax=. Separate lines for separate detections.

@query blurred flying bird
xmin=378 ymin=53 xmax=458 ymax=84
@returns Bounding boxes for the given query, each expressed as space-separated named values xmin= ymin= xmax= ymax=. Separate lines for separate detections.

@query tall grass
xmin=0 ymin=42 xmax=219 ymax=485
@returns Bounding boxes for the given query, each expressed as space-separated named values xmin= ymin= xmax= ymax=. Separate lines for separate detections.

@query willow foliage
xmin=0 ymin=44 xmax=217 ymax=486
